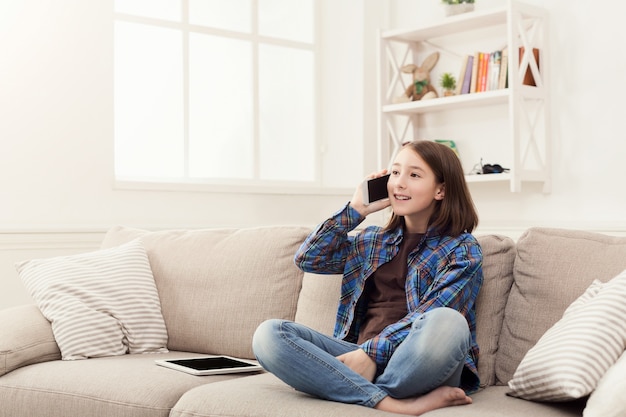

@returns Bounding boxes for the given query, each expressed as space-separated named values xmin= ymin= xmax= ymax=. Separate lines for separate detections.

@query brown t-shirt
xmin=357 ymin=232 xmax=424 ymax=344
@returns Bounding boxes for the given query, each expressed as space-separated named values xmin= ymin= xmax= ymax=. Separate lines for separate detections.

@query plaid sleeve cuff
xmin=359 ymin=337 xmax=393 ymax=369
xmin=325 ymin=202 xmax=365 ymax=231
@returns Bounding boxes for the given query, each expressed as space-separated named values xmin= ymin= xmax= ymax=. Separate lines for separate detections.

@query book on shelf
xmin=455 ymin=55 xmax=469 ymax=95
xmin=489 ymin=50 xmax=501 ymax=91
xmin=469 ymin=51 xmax=480 ymax=93
xmin=481 ymin=52 xmax=491 ymax=92
xmin=498 ymin=47 xmax=509 ymax=89
xmin=457 ymin=46 xmax=532 ymax=94
xmin=476 ymin=52 xmax=485 ymax=92
xmin=519 ymin=47 xmax=540 ymax=86
xmin=461 ymin=55 xmax=473 ymax=94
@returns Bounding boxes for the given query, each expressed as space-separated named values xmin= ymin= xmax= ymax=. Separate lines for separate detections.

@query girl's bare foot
xmin=374 ymin=386 xmax=472 ymax=416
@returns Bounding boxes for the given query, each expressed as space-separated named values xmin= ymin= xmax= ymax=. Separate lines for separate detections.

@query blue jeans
xmin=252 ymin=307 xmax=471 ymax=408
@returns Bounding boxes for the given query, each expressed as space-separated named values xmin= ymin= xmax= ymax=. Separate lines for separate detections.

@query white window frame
xmin=113 ymin=1 xmax=324 ymax=195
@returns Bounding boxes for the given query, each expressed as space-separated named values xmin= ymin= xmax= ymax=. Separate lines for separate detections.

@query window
xmin=114 ymin=0 xmax=317 ymax=187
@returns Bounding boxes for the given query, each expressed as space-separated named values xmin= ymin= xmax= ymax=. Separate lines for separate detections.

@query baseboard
xmin=0 ymin=228 xmax=107 ymax=251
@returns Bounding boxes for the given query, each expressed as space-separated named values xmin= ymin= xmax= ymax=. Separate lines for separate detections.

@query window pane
xmin=114 ymin=0 xmax=181 ymax=22
xmin=188 ymin=34 xmax=253 ymax=179
xmin=114 ymin=21 xmax=184 ymax=178
xmin=259 ymin=44 xmax=315 ymax=181
xmin=189 ymin=0 xmax=251 ymax=33
xmin=259 ymin=0 xmax=313 ymax=43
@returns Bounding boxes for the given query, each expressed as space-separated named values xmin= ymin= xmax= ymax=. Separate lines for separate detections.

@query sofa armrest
xmin=0 ymin=304 xmax=61 ymax=376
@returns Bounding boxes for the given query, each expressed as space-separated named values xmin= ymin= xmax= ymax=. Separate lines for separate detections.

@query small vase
xmin=443 ymin=3 xmax=475 ymax=17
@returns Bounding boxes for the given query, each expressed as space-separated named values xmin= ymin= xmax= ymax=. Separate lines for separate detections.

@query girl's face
xmin=387 ymin=147 xmax=444 ymax=233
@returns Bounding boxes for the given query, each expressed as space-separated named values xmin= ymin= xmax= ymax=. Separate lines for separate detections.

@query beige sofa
xmin=1 ymin=225 xmax=625 ymax=417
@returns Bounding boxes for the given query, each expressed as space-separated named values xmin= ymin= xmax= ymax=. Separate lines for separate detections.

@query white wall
xmin=0 ymin=0 xmax=381 ymax=308
xmin=0 ymin=0 xmax=370 ymax=231
xmin=1 ymin=0 xmax=625 ymax=308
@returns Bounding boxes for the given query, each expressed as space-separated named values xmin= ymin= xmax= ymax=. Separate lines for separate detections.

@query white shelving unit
xmin=378 ymin=0 xmax=550 ymax=193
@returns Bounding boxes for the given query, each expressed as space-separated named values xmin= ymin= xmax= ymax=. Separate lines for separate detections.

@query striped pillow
xmin=16 ymin=240 xmax=168 ymax=360
xmin=584 ymin=350 xmax=626 ymax=416
xmin=507 ymin=269 xmax=626 ymax=401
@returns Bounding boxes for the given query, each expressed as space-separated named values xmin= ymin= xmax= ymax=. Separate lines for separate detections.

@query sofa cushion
xmin=171 ymin=373 xmax=389 ymax=417
xmin=101 ymin=225 xmax=310 ymax=359
xmin=496 ymin=227 xmax=626 ymax=384
xmin=16 ymin=240 xmax=168 ymax=360
xmin=584 ymin=349 xmax=626 ymax=417
xmin=0 ymin=351 xmax=239 ymax=417
xmin=170 ymin=373 xmax=584 ymax=417
xmin=508 ymin=270 xmax=626 ymax=401
xmin=473 ymin=234 xmax=516 ymax=387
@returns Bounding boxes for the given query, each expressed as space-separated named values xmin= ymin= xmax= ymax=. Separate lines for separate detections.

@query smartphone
xmin=363 ymin=174 xmax=391 ymax=205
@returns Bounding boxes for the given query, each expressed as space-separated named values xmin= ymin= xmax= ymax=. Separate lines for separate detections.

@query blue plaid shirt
xmin=294 ymin=203 xmax=483 ymax=392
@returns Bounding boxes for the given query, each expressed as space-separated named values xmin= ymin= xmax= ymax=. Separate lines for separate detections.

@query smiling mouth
xmin=394 ymin=194 xmax=411 ymax=200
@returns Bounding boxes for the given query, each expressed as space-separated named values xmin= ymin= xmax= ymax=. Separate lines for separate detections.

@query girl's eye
xmin=391 ymin=170 xmax=399 ymax=175
xmin=410 ymin=172 xmax=420 ymax=178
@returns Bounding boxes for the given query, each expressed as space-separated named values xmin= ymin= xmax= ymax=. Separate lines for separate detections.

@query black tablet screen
xmin=167 ymin=357 xmax=256 ymax=371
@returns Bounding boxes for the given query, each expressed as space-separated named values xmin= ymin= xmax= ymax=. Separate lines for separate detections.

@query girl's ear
xmin=435 ymin=185 xmax=445 ymax=200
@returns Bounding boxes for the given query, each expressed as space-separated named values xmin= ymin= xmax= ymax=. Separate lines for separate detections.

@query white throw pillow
xmin=508 ymin=269 xmax=626 ymax=401
xmin=16 ymin=239 xmax=168 ymax=360
xmin=584 ymin=349 xmax=626 ymax=416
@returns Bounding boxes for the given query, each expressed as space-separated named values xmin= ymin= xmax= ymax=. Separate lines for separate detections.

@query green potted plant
xmin=441 ymin=0 xmax=475 ymax=16
xmin=439 ymin=72 xmax=457 ymax=96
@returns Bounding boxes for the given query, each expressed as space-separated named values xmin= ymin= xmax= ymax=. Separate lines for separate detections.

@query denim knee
xmin=252 ymin=318 xmax=283 ymax=365
xmin=375 ymin=307 xmax=471 ymax=396
xmin=418 ymin=307 xmax=470 ymax=352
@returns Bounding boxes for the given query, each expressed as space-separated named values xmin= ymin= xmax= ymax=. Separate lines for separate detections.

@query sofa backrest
xmin=101 ymin=225 xmax=626 ymax=389
xmin=472 ymin=234 xmax=516 ymax=386
xmin=495 ymin=227 xmax=626 ymax=384
xmin=101 ymin=225 xmax=311 ymax=359
xmin=295 ymin=272 xmax=342 ymax=336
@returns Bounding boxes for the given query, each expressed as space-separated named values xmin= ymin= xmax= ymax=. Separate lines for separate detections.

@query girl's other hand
xmin=337 ymin=349 xmax=377 ymax=382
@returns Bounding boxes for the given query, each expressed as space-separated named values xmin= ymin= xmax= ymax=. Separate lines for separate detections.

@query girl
xmin=253 ymin=140 xmax=483 ymax=416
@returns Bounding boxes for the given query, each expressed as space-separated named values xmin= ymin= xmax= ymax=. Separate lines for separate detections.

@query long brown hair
xmin=385 ymin=140 xmax=479 ymax=236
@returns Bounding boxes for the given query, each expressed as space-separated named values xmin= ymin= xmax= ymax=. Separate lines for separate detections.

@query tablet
xmin=155 ymin=355 xmax=264 ymax=376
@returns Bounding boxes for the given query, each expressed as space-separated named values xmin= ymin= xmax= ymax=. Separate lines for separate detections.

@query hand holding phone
xmin=362 ymin=174 xmax=391 ymax=205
